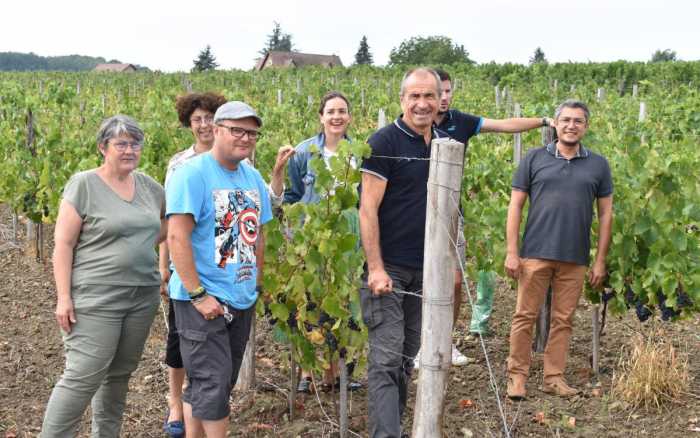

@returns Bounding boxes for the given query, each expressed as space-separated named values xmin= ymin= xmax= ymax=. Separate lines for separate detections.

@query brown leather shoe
xmin=542 ymin=377 xmax=579 ymax=397
xmin=507 ymin=374 xmax=527 ymax=400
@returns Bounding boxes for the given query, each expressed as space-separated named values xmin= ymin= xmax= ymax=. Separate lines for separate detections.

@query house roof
xmin=94 ymin=63 xmax=136 ymax=72
xmin=255 ymin=51 xmax=343 ymax=70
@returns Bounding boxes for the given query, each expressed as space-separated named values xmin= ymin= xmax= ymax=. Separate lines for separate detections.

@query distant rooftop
xmin=255 ymin=51 xmax=343 ymax=70
xmin=94 ymin=63 xmax=136 ymax=72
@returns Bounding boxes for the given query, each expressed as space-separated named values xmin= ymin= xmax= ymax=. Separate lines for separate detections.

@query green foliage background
xmin=1 ymin=61 xmax=698 ymax=373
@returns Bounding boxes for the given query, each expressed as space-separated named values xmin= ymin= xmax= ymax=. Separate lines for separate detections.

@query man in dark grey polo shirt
xmin=503 ymin=99 xmax=613 ymax=400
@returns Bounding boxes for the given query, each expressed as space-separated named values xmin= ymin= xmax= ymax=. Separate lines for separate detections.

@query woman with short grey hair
xmin=41 ymin=115 xmax=166 ymax=437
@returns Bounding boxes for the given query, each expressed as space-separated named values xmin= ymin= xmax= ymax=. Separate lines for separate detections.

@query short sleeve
xmin=456 ymin=111 xmax=482 ymax=139
xmin=164 ymin=156 xmax=177 ymax=190
xmin=511 ymin=151 xmax=533 ymax=192
xmin=597 ymin=157 xmax=613 ymax=198
xmin=62 ymin=172 xmax=89 ymax=218
xmin=360 ymin=131 xmax=393 ymax=180
xmin=139 ymin=172 xmax=166 ymax=217
xmin=166 ymin=164 xmax=206 ymax=222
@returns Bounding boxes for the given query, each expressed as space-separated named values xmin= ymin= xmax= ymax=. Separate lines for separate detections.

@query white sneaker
xmin=451 ymin=344 xmax=470 ymax=366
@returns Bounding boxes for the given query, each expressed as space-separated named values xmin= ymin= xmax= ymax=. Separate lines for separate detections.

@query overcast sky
xmin=2 ymin=0 xmax=698 ymax=72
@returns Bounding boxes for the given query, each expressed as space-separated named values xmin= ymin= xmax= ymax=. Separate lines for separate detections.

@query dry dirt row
xmin=0 ymin=207 xmax=698 ymax=437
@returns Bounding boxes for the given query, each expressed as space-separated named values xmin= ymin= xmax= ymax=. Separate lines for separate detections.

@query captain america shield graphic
xmin=239 ymin=208 xmax=259 ymax=246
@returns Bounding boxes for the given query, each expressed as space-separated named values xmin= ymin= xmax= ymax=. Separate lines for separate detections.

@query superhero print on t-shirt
xmin=213 ymin=189 xmax=260 ymax=272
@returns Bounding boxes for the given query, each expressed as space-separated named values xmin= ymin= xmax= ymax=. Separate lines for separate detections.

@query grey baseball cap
xmin=213 ymin=101 xmax=263 ymax=127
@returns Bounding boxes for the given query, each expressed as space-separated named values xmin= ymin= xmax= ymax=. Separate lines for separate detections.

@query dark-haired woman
xmin=284 ymin=91 xmax=361 ymax=393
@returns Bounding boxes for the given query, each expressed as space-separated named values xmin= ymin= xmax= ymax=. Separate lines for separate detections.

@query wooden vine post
xmin=513 ymin=103 xmax=522 ymax=164
xmin=533 ymin=125 xmax=556 ymax=353
xmin=377 ymin=108 xmax=387 ymax=128
xmin=288 ymin=347 xmax=297 ymax=420
xmin=412 ymin=138 xmax=464 ymax=437
xmin=234 ymin=313 xmax=256 ymax=391
xmin=235 ymin=150 xmax=258 ymax=391
xmin=25 ymin=109 xmax=41 ymax=261
xmin=338 ymin=354 xmax=349 ymax=438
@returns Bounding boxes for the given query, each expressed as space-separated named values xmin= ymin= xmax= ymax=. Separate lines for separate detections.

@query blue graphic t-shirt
xmin=166 ymin=152 xmax=273 ymax=309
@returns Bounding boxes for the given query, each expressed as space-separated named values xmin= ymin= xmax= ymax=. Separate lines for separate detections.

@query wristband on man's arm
xmin=189 ymin=285 xmax=207 ymax=302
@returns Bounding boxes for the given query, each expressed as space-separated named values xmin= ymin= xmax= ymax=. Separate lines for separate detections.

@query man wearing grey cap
xmin=166 ymin=101 xmax=273 ymax=437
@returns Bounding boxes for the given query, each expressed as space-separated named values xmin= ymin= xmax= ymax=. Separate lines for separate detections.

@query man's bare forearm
xmin=360 ymin=207 xmax=384 ymax=272
xmin=168 ymin=232 xmax=200 ymax=292
xmin=594 ymin=202 xmax=613 ymax=265
xmin=506 ymin=201 xmax=523 ymax=255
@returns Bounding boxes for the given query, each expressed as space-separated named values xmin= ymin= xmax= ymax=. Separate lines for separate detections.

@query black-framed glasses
xmin=111 ymin=140 xmax=143 ymax=152
xmin=217 ymin=124 xmax=261 ymax=140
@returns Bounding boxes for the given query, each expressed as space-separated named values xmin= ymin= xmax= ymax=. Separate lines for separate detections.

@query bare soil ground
xmin=0 ymin=206 xmax=698 ymax=437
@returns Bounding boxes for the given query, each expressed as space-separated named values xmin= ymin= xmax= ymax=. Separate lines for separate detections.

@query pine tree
xmin=259 ymin=22 xmax=294 ymax=56
xmin=529 ymin=47 xmax=547 ymax=65
xmin=354 ymin=36 xmax=373 ymax=65
xmin=192 ymin=45 xmax=219 ymax=72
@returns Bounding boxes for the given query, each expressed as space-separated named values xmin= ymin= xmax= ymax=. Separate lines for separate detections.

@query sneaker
xmin=542 ymin=377 xmax=579 ymax=397
xmin=451 ymin=344 xmax=470 ymax=366
xmin=163 ymin=409 xmax=185 ymax=438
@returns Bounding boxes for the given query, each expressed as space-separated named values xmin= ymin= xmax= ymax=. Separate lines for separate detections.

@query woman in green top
xmin=41 ymin=115 xmax=166 ymax=437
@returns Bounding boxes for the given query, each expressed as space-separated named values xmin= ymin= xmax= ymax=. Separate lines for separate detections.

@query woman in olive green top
xmin=41 ymin=115 xmax=167 ymax=437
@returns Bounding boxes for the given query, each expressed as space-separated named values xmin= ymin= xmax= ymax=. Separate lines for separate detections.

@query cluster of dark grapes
xmin=625 ymin=285 xmax=653 ymax=322
xmin=623 ymin=284 xmax=693 ymax=322
xmin=264 ymin=300 xmax=363 ymax=339
xmin=325 ymin=331 xmax=338 ymax=352
xmin=656 ymin=289 xmax=693 ymax=321
xmin=263 ymin=302 xmax=277 ymax=326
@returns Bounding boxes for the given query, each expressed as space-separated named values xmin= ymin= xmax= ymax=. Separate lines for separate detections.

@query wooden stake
xmin=596 ymin=88 xmax=605 ymax=102
xmin=377 ymin=108 xmax=386 ymax=128
xmin=495 ymin=86 xmax=501 ymax=108
xmin=277 ymin=89 xmax=282 ymax=105
xmin=234 ymin=313 xmax=256 ymax=391
xmin=37 ymin=223 xmax=44 ymax=262
xmin=533 ymin=287 xmax=552 ymax=353
xmin=412 ymin=138 xmax=464 ymax=438
xmin=513 ymin=104 xmax=522 ymax=164
xmin=12 ymin=212 xmax=18 ymax=244
xmin=541 ymin=125 xmax=556 ymax=146
xmin=289 ymin=346 xmax=297 ymax=420
xmin=339 ymin=355 xmax=348 ymax=438
xmin=592 ymin=305 xmax=600 ymax=375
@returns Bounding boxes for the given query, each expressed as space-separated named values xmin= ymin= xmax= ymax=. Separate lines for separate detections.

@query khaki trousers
xmin=507 ymin=258 xmax=586 ymax=380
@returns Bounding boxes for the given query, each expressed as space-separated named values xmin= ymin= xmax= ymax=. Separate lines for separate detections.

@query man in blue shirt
xmin=431 ymin=68 xmax=552 ymax=366
xmin=167 ymin=101 xmax=272 ymax=437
